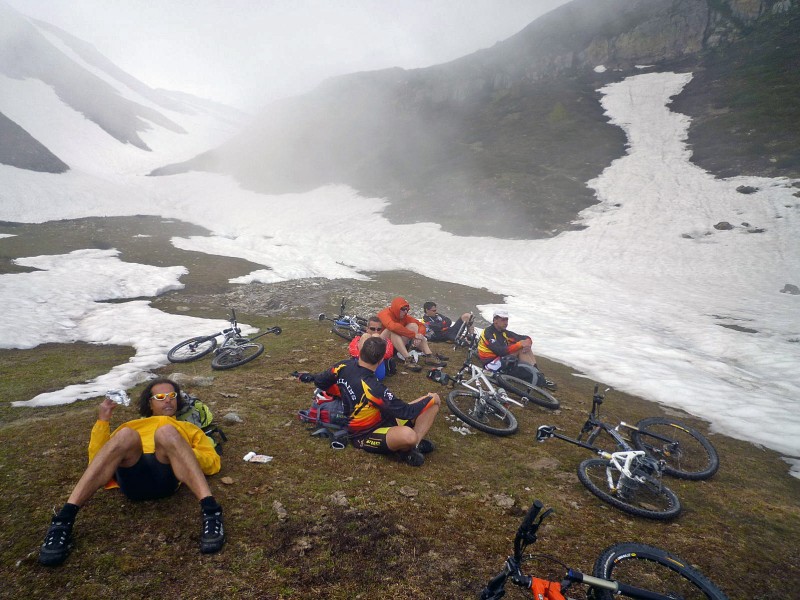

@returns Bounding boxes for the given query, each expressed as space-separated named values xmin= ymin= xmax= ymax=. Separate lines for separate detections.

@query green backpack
xmin=176 ymin=392 xmax=227 ymax=454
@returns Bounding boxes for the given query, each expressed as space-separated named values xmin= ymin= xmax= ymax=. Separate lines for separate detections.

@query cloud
xmin=5 ymin=0 xmax=571 ymax=109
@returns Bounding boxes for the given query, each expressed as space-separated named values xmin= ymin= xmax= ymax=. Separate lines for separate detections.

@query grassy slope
xmin=1 ymin=314 xmax=798 ymax=599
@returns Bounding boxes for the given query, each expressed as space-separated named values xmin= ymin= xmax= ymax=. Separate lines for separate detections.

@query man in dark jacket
xmin=422 ymin=301 xmax=474 ymax=343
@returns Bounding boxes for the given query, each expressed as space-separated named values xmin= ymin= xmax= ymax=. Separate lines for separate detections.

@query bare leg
xmin=388 ymin=331 xmax=412 ymax=359
xmin=153 ymin=425 xmax=213 ymax=500
xmin=67 ymin=427 xmax=142 ymax=506
xmin=386 ymin=396 xmax=440 ymax=451
xmin=518 ymin=347 xmax=538 ymax=366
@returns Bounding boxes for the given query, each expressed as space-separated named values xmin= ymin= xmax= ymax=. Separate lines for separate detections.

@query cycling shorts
xmin=116 ymin=453 xmax=179 ymax=501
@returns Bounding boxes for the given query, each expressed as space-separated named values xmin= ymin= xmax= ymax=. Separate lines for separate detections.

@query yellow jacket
xmin=89 ymin=416 xmax=221 ymax=488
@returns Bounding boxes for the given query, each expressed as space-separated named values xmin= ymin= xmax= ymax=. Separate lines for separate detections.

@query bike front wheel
xmin=631 ymin=417 xmax=720 ymax=480
xmin=446 ymin=390 xmax=518 ymax=436
xmin=577 ymin=458 xmax=682 ymax=520
xmin=592 ymin=542 xmax=728 ymax=599
xmin=493 ymin=373 xmax=559 ymax=410
xmin=167 ymin=336 xmax=217 ymax=363
xmin=211 ymin=341 xmax=265 ymax=370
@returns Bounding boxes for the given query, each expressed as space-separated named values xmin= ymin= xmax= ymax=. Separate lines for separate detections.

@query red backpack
xmin=298 ymin=389 xmax=348 ymax=429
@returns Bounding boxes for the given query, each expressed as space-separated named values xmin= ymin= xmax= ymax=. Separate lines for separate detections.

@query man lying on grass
xmin=38 ymin=378 xmax=225 ymax=567
xmin=298 ymin=336 xmax=441 ymax=466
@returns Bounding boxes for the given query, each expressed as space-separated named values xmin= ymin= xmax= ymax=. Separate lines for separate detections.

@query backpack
xmin=298 ymin=389 xmax=349 ymax=428
xmin=298 ymin=389 xmax=351 ymax=448
xmin=177 ymin=391 xmax=227 ymax=454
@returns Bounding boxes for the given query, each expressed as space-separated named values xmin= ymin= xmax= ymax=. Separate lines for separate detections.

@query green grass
xmin=2 ymin=314 xmax=799 ymax=598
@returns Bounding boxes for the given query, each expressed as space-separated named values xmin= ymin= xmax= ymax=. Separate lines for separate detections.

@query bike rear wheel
xmin=446 ymin=390 xmax=518 ymax=436
xmin=211 ymin=341 xmax=265 ymax=370
xmin=577 ymin=458 xmax=681 ymax=520
xmin=631 ymin=417 xmax=719 ymax=480
xmin=493 ymin=373 xmax=559 ymax=410
xmin=167 ymin=336 xmax=217 ymax=363
xmin=331 ymin=321 xmax=363 ymax=341
xmin=593 ymin=542 xmax=728 ymax=599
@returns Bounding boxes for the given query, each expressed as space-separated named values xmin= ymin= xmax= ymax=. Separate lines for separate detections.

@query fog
xmin=6 ymin=0 xmax=572 ymax=110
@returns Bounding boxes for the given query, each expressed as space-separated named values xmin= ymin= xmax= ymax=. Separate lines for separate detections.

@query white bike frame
xmin=457 ymin=363 xmax=525 ymax=408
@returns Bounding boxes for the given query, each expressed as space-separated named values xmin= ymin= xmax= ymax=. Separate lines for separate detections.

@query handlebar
xmin=480 ymin=500 xmax=554 ymax=599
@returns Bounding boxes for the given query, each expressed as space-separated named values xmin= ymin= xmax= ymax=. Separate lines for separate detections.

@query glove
xmin=298 ymin=373 xmax=314 ymax=383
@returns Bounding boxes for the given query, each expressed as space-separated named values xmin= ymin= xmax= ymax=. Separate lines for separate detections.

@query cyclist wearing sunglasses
xmin=39 ymin=378 xmax=225 ymax=567
xmin=347 ymin=316 xmax=395 ymax=380
xmin=377 ymin=296 xmax=446 ymax=371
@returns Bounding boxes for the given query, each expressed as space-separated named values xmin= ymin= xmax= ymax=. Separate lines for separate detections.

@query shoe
xmin=434 ymin=353 xmax=449 ymax=361
xmin=424 ymin=355 xmax=446 ymax=367
xmin=402 ymin=448 xmax=425 ymax=467
xmin=417 ymin=439 xmax=436 ymax=454
xmin=200 ymin=508 xmax=225 ymax=554
xmin=544 ymin=378 xmax=558 ymax=391
xmin=407 ymin=364 xmax=423 ymax=373
xmin=39 ymin=516 xmax=74 ymax=566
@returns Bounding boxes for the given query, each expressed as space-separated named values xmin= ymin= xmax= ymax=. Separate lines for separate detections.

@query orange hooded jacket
xmin=377 ymin=297 xmax=427 ymax=339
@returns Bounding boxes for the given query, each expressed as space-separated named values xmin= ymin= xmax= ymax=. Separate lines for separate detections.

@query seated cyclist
xmin=377 ymin=296 xmax=446 ymax=370
xmin=478 ymin=309 xmax=556 ymax=390
xmin=299 ymin=337 xmax=441 ymax=467
xmin=347 ymin=316 xmax=395 ymax=379
xmin=421 ymin=301 xmax=474 ymax=344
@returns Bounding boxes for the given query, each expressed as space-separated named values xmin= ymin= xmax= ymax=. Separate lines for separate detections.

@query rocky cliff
xmin=154 ymin=0 xmax=798 ymax=238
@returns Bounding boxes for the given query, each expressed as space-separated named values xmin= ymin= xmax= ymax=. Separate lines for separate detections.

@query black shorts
xmin=116 ymin=453 xmax=179 ymax=501
xmin=351 ymin=418 xmax=411 ymax=454
xmin=430 ymin=318 xmax=464 ymax=343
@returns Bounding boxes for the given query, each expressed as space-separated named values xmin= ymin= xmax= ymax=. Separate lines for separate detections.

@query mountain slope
xmin=0 ymin=0 xmax=245 ymax=174
xmin=153 ymin=0 xmax=799 ymax=238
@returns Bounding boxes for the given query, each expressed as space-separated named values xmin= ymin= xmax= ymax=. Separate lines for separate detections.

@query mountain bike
xmin=167 ymin=309 xmax=282 ymax=370
xmin=445 ymin=341 xmax=523 ymax=436
xmin=457 ymin=338 xmax=559 ymax=410
xmin=536 ymin=386 xmax=719 ymax=520
xmin=318 ymin=297 xmax=367 ymax=341
xmin=480 ymin=499 xmax=728 ymax=599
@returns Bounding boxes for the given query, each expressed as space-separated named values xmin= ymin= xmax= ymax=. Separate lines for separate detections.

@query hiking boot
xmin=397 ymin=355 xmax=422 ymax=372
xmin=200 ymin=507 xmax=225 ymax=554
xmin=544 ymin=378 xmax=558 ymax=391
xmin=423 ymin=355 xmax=446 ymax=367
xmin=39 ymin=516 xmax=74 ymax=566
xmin=402 ymin=448 xmax=425 ymax=467
xmin=417 ymin=439 xmax=436 ymax=454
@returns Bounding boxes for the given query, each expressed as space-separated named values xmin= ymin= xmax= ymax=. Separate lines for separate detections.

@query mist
xmin=5 ymin=0 xmax=572 ymax=110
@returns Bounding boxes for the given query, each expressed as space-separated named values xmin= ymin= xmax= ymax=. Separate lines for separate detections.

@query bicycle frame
xmin=481 ymin=500 xmax=720 ymax=600
xmin=454 ymin=363 xmax=525 ymax=408
xmin=451 ymin=343 xmax=525 ymax=408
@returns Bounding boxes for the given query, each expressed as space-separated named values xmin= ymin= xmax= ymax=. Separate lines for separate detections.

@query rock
xmin=222 ymin=412 xmax=243 ymax=424
xmin=221 ymin=476 xmax=234 ymax=485
xmin=780 ymin=284 xmax=800 ymax=295
xmin=330 ymin=490 xmax=349 ymax=507
xmin=399 ymin=486 xmax=418 ymax=498
xmin=494 ymin=493 xmax=515 ymax=509
xmin=736 ymin=185 xmax=758 ymax=194
xmin=273 ymin=500 xmax=288 ymax=522
xmin=713 ymin=221 xmax=734 ymax=230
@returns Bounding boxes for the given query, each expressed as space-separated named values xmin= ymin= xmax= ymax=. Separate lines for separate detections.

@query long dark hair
xmin=138 ymin=378 xmax=185 ymax=417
